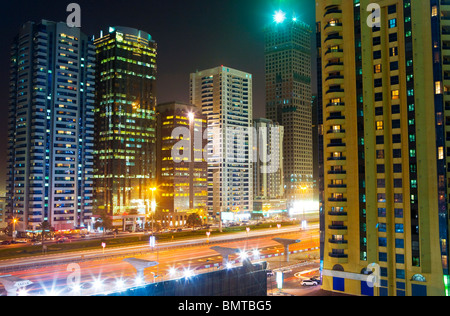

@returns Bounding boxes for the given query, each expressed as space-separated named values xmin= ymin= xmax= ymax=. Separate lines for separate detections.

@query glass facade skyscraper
xmin=94 ymin=27 xmax=157 ymax=229
xmin=264 ymin=15 xmax=314 ymax=210
xmin=7 ymin=20 xmax=95 ymax=232
xmin=156 ymin=101 xmax=208 ymax=217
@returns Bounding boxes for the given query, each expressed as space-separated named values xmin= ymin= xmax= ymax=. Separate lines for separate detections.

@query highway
xmin=0 ymin=224 xmax=320 ymax=296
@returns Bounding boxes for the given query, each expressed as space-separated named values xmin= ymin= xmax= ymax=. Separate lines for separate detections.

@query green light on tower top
xmin=274 ymin=10 xmax=286 ymax=23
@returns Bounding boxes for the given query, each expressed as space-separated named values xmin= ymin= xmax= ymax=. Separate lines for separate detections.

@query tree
xmin=38 ymin=221 xmax=51 ymax=254
xmin=93 ymin=210 xmax=113 ymax=235
xmin=186 ymin=213 xmax=202 ymax=231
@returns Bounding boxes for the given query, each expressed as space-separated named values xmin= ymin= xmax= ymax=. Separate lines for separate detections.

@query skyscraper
xmin=94 ymin=27 xmax=157 ymax=230
xmin=190 ymin=66 xmax=253 ymax=224
xmin=253 ymin=118 xmax=286 ymax=219
xmin=156 ymin=101 xmax=208 ymax=218
xmin=253 ymin=118 xmax=284 ymax=200
xmin=7 ymin=20 xmax=95 ymax=232
xmin=317 ymin=0 xmax=449 ymax=296
xmin=264 ymin=12 xmax=314 ymax=210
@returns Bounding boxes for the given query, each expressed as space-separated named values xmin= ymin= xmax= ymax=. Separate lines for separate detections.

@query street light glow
xmin=239 ymin=251 xmax=248 ymax=261
xmin=115 ymin=278 xmax=126 ymax=289
xmin=183 ymin=268 xmax=194 ymax=279
xmin=274 ymin=10 xmax=286 ymax=24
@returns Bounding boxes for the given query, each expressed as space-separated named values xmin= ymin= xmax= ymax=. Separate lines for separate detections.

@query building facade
xmin=156 ymin=101 xmax=208 ymax=219
xmin=190 ymin=66 xmax=253 ymax=223
xmin=253 ymin=118 xmax=286 ymax=219
xmin=94 ymin=27 xmax=157 ymax=230
xmin=7 ymin=20 xmax=95 ymax=232
xmin=317 ymin=0 xmax=449 ymax=296
xmin=264 ymin=14 xmax=314 ymax=209
xmin=0 ymin=197 xmax=6 ymax=230
xmin=253 ymin=118 xmax=284 ymax=199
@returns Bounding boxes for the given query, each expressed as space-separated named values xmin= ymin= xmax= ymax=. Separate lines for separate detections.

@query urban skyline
xmin=2 ymin=0 xmax=449 ymax=299
xmin=0 ymin=0 xmax=318 ymax=192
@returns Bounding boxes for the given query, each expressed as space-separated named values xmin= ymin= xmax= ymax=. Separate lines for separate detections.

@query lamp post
xmin=146 ymin=187 xmax=157 ymax=235
xmin=150 ymin=187 xmax=156 ymax=234
xmin=12 ymin=218 xmax=18 ymax=242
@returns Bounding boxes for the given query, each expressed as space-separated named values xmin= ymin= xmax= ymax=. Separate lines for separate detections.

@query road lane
xmin=0 ymin=228 xmax=320 ymax=296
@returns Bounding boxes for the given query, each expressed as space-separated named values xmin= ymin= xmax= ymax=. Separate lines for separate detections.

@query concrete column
xmin=123 ymin=258 xmax=159 ymax=278
xmin=272 ymin=238 xmax=301 ymax=263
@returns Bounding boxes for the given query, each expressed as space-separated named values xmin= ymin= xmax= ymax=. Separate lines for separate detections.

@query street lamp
xmin=145 ymin=187 xmax=157 ymax=234
xmin=12 ymin=218 xmax=18 ymax=242
xmin=150 ymin=187 xmax=157 ymax=234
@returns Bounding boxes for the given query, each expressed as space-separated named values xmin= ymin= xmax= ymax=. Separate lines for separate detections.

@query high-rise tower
xmin=264 ymin=12 xmax=314 ymax=210
xmin=94 ymin=27 xmax=157 ymax=229
xmin=156 ymin=101 xmax=208 ymax=216
xmin=7 ymin=20 xmax=95 ymax=232
xmin=317 ymin=0 xmax=449 ymax=296
xmin=190 ymin=66 xmax=253 ymax=223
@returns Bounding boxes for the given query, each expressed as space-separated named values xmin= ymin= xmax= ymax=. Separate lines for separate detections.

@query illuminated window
xmin=439 ymin=147 xmax=444 ymax=160
xmin=391 ymin=90 xmax=399 ymax=100
xmin=376 ymin=121 xmax=384 ymax=130
xmin=436 ymin=81 xmax=442 ymax=95
xmin=374 ymin=64 xmax=382 ymax=73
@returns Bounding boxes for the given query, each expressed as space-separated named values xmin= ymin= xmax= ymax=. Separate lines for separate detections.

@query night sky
xmin=0 ymin=0 xmax=317 ymax=192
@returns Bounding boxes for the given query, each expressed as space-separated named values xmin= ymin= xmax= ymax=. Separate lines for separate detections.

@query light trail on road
xmin=0 ymin=226 xmax=320 ymax=296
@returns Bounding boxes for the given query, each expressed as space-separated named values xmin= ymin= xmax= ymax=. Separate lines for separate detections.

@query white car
xmin=301 ymin=279 xmax=319 ymax=286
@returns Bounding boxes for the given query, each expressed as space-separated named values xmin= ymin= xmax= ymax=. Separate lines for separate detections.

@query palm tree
xmin=93 ymin=210 xmax=113 ymax=236
xmin=38 ymin=221 xmax=51 ymax=254
xmin=186 ymin=213 xmax=202 ymax=231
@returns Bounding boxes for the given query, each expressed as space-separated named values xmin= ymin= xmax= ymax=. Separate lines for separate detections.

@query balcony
xmin=328 ymin=211 xmax=348 ymax=221
xmin=328 ymin=225 xmax=348 ymax=235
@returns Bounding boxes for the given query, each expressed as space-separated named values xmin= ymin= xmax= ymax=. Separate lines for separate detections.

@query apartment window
xmin=376 ymin=135 xmax=384 ymax=145
xmin=376 ymin=121 xmax=384 ymax=130
xmin=390 ymin=47 xmax=398 ymax=57
xmin=393 ymin=164 xmax=402 ymax=173
xmin=432 ymin=6 xmax=438 ymax=17
xmin=394 ymin=208 xmax=404 ymax=218
xmin=374 ymin=64 xmax=382 ymax=73
xmin=389 ymin=33 xmax=398 ymax=43
xmin=395 ymin=224 xmax=404 ymax=233
xmin=391 ymin=90 xmax=400 ymax=100
xmin=395 ymin=239 xmax=404 ymax=248
xmin=396 ymin=269 xmax=405 ymax=280
xmin=392 ymin=119 xmax=401 ymax=129
xmin=439 ymin=146 xmax=444 ymax=160
xmin=388 ymin=5 xmax=397 ymax=14
xmin=394 ymin=179 xmax=403 ymax=188
xmin=377 ymin=150 xmax=385 ymax=159
xmin=377 ymin=193 xmax=386 ymax=203
xmin=389 ymin=19 xmax=397 ymax=29
xmin=390 ymin=61 xmax=399 ymax=71
xmin=393 ymin=149 xmax=402 ymax=158
xmin=375 ymin=78 xmax=383 ymax=87
xmin=396 ymin=254 xmax=405 ymax=264
xmin=373 ymin=50 xmax=382 ymax=59
xmin=379 ymin=252 xmax=388 ymax=262
xmin=436 ymin=81 xmax=442 ymax=94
